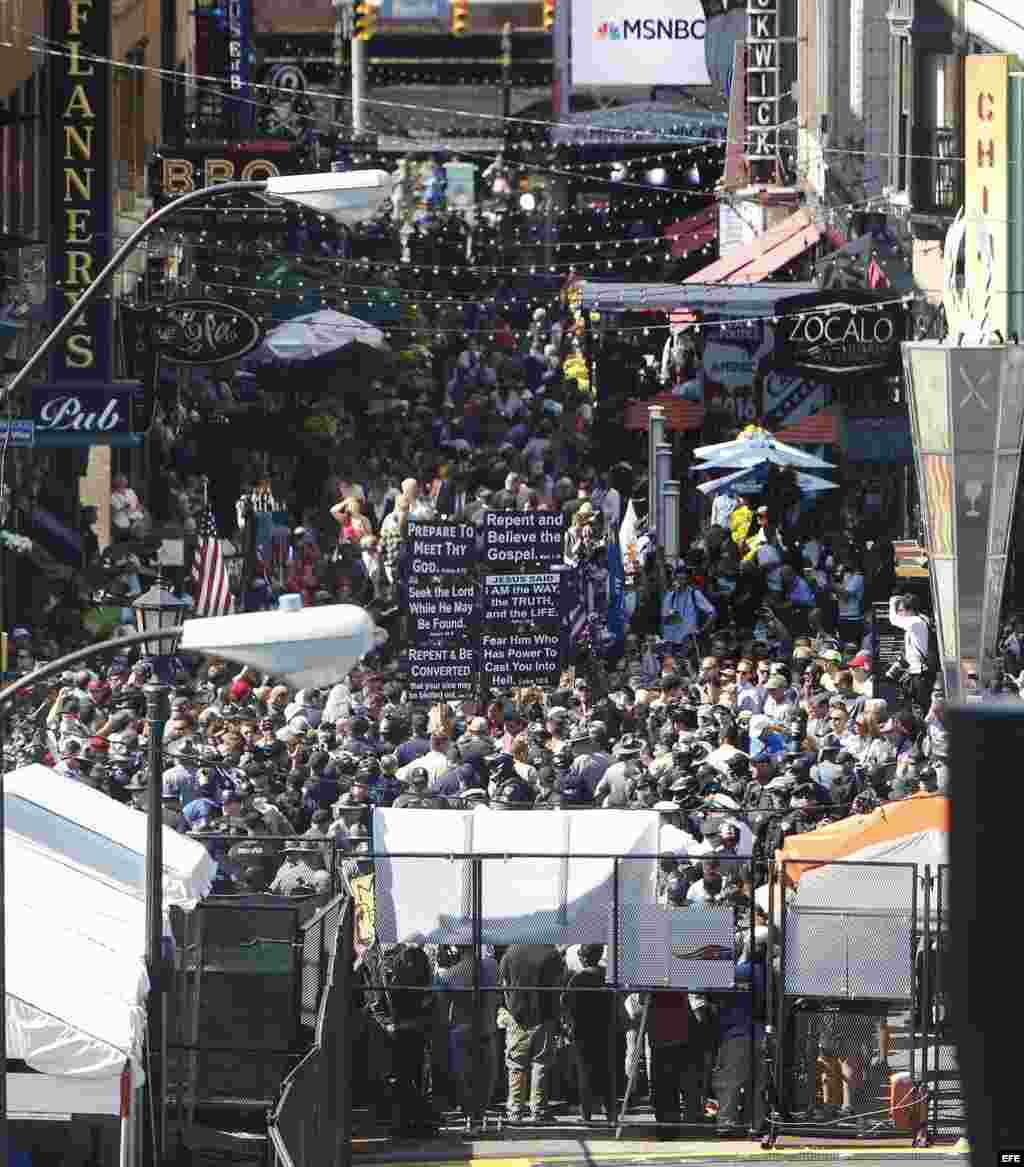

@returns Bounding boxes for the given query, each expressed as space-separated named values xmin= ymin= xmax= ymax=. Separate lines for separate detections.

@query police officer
xmin=271 ymin=840 xmax=331 ymax=897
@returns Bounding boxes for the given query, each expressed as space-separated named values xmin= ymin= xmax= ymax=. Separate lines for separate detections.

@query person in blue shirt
xmin=712 ymin=930 xmax=768 ymax=1134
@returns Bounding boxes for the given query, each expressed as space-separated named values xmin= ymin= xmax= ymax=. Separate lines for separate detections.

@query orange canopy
xmin=777 ymin=793 xmax=950 ymax=886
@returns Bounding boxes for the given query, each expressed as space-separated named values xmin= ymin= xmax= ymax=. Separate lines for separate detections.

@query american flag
xmin=192 ymin=506 xmax=236 ymax=617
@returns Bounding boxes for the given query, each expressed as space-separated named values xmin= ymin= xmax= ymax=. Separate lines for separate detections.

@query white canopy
xmin=6 ymin=834 xmax=149 ymax=1085
xmin=5 ymin=763 xmax=216 ymax=904
xmin=3 ymin=765 xmax=217 ymax=1108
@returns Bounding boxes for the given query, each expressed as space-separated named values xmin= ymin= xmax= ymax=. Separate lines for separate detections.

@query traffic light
xmin=353 ymin=0 xmax=377 ymax=40
xmin=543 ymin=0 xmax=555 ymax=32
xmin=450 ymin=0 xmax=469 ymax=36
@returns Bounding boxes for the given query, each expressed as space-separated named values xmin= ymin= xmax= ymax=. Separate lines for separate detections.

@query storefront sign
xmin=149 ymin=141 xmax=301 ymax=206
xmin=483 ymin=512 xmax=565 ymax=568
xmin=31 ymin=383 xmax=142 ymax=446
xmin=151 ymin=299 xmax=263 ymax=365
xmin=402 ymin=644 xmax=476 ymax=701
xmin=482 ymin=573 xmax=564 ymax=622
xmin=964 ymin=55 xmax=1011 ymax=339
xmin=481 ymin=631 xmax=563 ymax=689
xmin=772 ymin=290 xmax=906 ymax=376
xmin=403 ymin=520 xmax=477 ymax=575
xmin=745 ymin=0 xmax=779 ymax=167
xmin=49 ymin=0 xmax=113 ymax=382
xmin=406 ymin=579 xmax=478 ymax=639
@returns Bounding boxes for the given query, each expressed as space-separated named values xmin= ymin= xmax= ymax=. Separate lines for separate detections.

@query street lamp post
xmin=132 ymin=579 xmax=189 ymax=1166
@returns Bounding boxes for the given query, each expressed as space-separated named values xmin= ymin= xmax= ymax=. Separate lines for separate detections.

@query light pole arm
xmin=3 ymin=179 xmax=269 ymax=401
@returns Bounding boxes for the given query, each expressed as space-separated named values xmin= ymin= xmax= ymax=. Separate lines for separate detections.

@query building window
xmin=850 ymin=0 xmax=864 ymax=119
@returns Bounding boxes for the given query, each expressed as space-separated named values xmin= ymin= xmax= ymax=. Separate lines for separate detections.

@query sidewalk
xmin=352 ymin=1132 xmax=971 ymax=1165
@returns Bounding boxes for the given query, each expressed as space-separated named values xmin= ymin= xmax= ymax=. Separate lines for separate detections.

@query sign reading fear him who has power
xmin=49 ymin=0 xmax=113 ymax=384
xmin=745 ymin=0 xmax=780 ymax=177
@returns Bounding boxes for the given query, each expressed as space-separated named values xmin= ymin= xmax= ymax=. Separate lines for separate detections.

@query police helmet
xmin=492 ymin=778 xmax=533 ymax=808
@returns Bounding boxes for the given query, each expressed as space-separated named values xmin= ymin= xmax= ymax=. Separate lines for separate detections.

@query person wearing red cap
xmin=848 ymin=653 xmax=873 ymax=700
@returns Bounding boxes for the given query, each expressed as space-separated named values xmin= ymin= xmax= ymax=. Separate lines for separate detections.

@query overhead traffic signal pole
xmin=351 ymin=0 xmax=378 ymax=135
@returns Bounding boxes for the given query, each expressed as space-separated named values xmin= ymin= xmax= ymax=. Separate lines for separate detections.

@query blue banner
xmin=607 ymin=537 xmax=627 ymax=648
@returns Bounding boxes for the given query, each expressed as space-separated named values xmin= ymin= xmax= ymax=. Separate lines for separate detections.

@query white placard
xmin=784 ymin=909 xmax=914 ymax=999
xmin=617 ymin=902 xmax=736 ymax=989
xmin=373 ymin=810 xmax=473 ymax=944
xmin=571 ymin=0 xmax=711 ymax=87
xmin=372 ymin=809 xmax=660 ymax=947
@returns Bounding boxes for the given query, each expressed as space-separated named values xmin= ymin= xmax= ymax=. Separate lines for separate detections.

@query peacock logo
xmin=595 ymin=20 xmax=622 ymax=38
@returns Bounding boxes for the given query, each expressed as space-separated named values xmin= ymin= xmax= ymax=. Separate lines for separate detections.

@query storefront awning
xmin=774 ymin=406 xmax=841 ymax=446
xmin=665 ymin=207 xmax=718 ymax=259
xmin=624 ymin=394 xmax=705 ymax=432
xmin=684 ymin=208 xmax=822 ymax=286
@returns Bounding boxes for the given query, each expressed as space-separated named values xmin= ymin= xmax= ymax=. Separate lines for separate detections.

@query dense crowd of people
xmin=1 ymin=314 xmax=960 ymax=1141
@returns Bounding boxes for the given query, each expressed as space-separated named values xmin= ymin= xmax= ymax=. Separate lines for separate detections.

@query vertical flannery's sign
xmin=49 ymin=0 xmax=113 ymax=383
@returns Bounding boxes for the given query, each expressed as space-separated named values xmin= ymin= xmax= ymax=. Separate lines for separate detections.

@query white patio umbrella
xmin=693 ymin=430 xmax=835 ymax=470
xmin=697 ymin=466 xmax=838 ymax=495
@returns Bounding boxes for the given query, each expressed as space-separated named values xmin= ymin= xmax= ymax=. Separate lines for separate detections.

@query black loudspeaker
xmin=949 ymin=704 xmax=1022 ymax=1160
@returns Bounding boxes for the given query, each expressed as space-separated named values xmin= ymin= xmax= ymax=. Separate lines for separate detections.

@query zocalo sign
xmin=774 ymin=292 xmax=907 ymax=376
xmin=31 ymin=383 xmax=142 ymax=447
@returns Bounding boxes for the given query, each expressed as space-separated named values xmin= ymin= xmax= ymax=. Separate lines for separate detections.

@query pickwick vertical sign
xmin=49 ymin=0 xmax=113 ymax=383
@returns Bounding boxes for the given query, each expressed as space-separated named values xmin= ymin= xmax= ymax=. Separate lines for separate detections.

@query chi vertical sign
xmin=964 ymin=55 xmax=1010 ymax=340
xmin=49 ymin=0 xmax=113 ymax=383
xmin=745 ymin=0 xmax=779 ymax=175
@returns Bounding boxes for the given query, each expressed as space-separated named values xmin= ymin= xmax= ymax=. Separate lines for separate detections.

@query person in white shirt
xmin=710 ymin=491 xmax=737 ymax=530
xmin=888 ymin=593 xmax=933 ymax=710
xmin=395 ymin=731 xmax=452 ymax=783
xmin=704 ymin=724 xmax=747 ymax=776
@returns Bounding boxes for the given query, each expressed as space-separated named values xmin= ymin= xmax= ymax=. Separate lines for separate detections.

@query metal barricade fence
xmin=165 ymin=884 xmax=349 ymax=1151
xmin=342 ymin=852 xmax=965 ymax=1145
xmin=268 ymin=896 xmax=355 ymax=1167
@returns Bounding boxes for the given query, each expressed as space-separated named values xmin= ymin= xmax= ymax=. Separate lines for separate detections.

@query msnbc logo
xmin=595 ymin=16 xmax=705 ymax=39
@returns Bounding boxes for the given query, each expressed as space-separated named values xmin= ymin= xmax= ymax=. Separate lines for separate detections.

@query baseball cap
xmin=819 ymin=649 xmax=842 ymax=664
xmin=849 ymin=652 xmax=872 ymax=670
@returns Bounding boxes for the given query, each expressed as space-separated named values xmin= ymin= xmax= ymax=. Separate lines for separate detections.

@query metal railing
xmin=267 ymin=897 xmax=355 ymax=1167
xmin=332 ymin=851 xmax=963 ymax=1145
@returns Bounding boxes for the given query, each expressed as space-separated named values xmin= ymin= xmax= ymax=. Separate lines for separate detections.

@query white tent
xmin=4 ymin=765 xmax=216 ymax=1123
xmin=5 ymin=763 xmax=216 ymax=904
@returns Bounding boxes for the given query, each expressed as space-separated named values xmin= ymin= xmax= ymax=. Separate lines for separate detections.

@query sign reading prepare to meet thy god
xmin=404 ymin=521 xmax=477 ymax=575
xmin=483 ymin=511 xmax=566 ymax=567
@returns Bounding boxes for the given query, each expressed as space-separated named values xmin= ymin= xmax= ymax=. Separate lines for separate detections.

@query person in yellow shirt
xmin=730 ymin=494 xmax=756 ymax=555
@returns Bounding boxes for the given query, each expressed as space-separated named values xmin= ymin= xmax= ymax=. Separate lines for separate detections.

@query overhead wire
xmin=4 ymin=29 xmax=990 ymax=170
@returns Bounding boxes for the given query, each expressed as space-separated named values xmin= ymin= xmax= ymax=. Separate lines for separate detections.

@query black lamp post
xmin=132 ymin=579 xmax=188 ymax=1165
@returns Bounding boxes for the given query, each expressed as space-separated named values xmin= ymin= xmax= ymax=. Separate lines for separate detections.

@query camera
xmin=885 ymin=657 xmax=909 ymax=684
